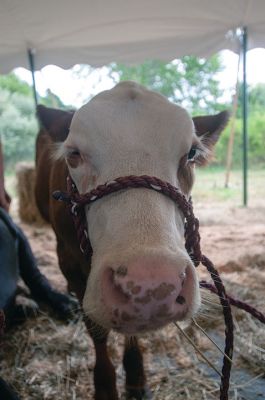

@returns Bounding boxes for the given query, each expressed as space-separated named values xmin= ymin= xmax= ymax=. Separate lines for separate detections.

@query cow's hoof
xmin=95 ymin=389 xmax=119 ymax=400
xmin=126 ymin=385 xmax=153 ymax=400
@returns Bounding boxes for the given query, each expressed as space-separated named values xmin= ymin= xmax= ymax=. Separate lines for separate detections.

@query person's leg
xmin=0 ymin=218 xmax=18 ymax=310
xmin=0 ymin=377 xmax=20 ymax=400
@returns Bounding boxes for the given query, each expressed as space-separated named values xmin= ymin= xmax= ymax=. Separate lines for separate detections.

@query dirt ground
xmin=0 ymin=198 xmax=265 ymax=400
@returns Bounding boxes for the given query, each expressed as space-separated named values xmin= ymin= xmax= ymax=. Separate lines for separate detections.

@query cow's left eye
xmin=187 ymin=147 xmax=197 ymax=161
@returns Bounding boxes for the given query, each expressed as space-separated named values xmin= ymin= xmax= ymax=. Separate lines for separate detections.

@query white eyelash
xmin=199 ymin=141 xmax=211 ymax=159
xmin=52 ymin=144 xmax=81 ymax=162
xmin=187 ymin=141 xmax=210 ymax=164
xmin=51 ymin=142 xmax=66 ymax=161
xmin=195 ymin=146 xmax=208 ymax=159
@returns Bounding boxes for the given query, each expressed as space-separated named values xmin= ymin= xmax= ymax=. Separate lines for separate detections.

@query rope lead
xmin=54 ymin=174 xmax=265 ymax=400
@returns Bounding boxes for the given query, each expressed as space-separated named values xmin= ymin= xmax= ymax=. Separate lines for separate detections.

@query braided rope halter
xmin=53 ymin=174 xmax=265 ymax=400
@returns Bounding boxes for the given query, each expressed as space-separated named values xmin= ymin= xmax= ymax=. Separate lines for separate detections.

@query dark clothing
xmin=0 ymin=207 xmax=76 ymax=316
xmin=0 ymin=208 xmax=76 ymax=400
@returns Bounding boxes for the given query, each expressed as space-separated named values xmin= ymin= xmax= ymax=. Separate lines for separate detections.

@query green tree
xmin=237 ymin=82 xmax=265 ymax=118
xmin=0 ymin=73 xmax=32 ymax=96
xmin=41 ymin=89 xmax=70 ymax=109
xmin=248 ymin=83 xmax=265 ymax=112
xmin=213 ymin=111 xmax=265 ymax=168
xmin=108 ymin=55 xmax=226 ymax=114
xmin=0 ymin=73 xmax=71 ymax=168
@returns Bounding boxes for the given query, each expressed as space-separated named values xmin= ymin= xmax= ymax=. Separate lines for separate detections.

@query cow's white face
xmin=61 ymin=81 xmax=228 ymax=334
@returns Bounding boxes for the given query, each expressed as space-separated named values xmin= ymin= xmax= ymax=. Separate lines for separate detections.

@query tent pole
xmin=27 ymin=48 xmax=38 ymax=108
xmin=242 ymin=27 xmax=248 ymax=206
xmin=224 ymin=54 xmax=241 ymax=188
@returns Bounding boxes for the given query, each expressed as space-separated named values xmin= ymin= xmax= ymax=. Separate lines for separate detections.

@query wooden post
xmin=242 ymin=27 xmax=248 ymax=206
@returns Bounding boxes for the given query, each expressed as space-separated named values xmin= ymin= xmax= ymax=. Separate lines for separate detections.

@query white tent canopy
xmin=1 ymin=0 xmax=265 ymax=73
xmin=1 ymin=0 xmax=265 ymax=206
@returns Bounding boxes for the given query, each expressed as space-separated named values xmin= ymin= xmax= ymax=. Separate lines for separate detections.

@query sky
xmin=15 ymin=49 xmax=265 ymax=108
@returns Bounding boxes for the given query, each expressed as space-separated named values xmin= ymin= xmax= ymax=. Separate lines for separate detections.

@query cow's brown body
xmin=36 ymin=123 xmax=89 ymax=300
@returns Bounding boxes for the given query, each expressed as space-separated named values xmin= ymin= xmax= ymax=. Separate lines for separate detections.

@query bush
xmin=0 ymin=73 xmax=70 ymax=170
xmin=0 ymin=90 xmax=37 ymax=168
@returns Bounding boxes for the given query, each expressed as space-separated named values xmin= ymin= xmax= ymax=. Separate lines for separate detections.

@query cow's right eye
xmin=69 ymin=149 xmax=80 ymax=157
xmin=66 ymin=148 xmax=82 ymax=168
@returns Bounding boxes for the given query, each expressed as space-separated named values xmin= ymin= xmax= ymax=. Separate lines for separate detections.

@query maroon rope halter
xmin=53 ymin=174 xmax=265 ymax=400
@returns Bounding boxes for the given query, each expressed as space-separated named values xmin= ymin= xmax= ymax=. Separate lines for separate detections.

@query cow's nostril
xmin=176 ymin=295 xmax=186 ymax=305
xmin=116 ymin=265 xmax=128 ymax=277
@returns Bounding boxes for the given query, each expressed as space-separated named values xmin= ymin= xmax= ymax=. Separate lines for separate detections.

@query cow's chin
xmin=83 ymin=293 xmax=201 ymax=336
xmin=85 ymin=307 xmax=197 ymax=336
xmin=112 ymin=310 xmax=189 ymax=335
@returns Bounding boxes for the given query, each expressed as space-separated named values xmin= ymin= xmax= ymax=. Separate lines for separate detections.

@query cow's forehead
xmin=69 ymin=82 xmax=194 ymax=155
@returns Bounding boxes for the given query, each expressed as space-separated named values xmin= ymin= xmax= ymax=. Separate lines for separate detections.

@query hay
xmin=1 ymin=303 xmax=264 ymax=400
xmin=1 ymin=206 xmax=264 ymax=399
xmin=16 ymin=162 xmax=44 ymax=225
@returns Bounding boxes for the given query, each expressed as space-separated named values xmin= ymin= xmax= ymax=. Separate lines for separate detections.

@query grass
xmin=5 ymin=165 xmax=265 ymax=208
xmin=192 ymin=166 xmax=265 ymax=206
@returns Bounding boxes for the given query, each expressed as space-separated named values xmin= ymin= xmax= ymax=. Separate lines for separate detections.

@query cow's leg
xmin=123 ymin=337 xmax=152 ymax=400
xmin=87 ymin=323 xmax=118 ymax=400
xmin=56 ymin=243 xmax=118 ymax=399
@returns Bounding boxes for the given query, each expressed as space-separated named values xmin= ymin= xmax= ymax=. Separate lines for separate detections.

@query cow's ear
xmin=37 ymin=105 xmax=75 ymax=142
xmin=37 ymin=105 xmax=69 ymax=130
xmin=192 ymin=110 xmax=230 ymax=149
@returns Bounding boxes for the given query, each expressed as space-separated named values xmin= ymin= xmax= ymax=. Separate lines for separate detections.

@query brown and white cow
xmin=35 ymin=81 xmax=228 ymax=400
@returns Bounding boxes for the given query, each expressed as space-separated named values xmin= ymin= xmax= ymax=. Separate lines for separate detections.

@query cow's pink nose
xmin=101 ymin=256 xmax=194 ymax=334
